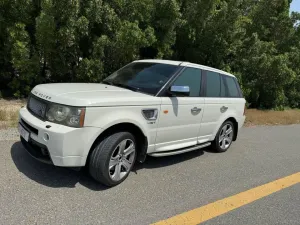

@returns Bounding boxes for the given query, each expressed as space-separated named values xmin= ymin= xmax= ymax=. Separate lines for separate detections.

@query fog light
xmin=44 ymin=133 xmax=50 ymax=141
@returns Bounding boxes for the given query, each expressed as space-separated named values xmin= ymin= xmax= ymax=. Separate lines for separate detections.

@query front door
xmin=155 ymin=67 xmax=204 ymax=152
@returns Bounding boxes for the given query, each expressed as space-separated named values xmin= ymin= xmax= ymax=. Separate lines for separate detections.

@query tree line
xmin=0 ymin=0 xmax=300 ymax=109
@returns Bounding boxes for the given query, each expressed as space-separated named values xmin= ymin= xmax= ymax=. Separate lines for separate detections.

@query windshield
xmin=103 ymin=62 xmax=179 ymax=95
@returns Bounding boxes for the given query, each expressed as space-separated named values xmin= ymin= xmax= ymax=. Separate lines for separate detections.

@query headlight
xmin=46 ymin=104 xmax=85 ymax=128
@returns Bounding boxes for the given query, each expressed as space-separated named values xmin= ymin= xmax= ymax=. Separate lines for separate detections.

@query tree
xmin=0 ymin=0 xmax=299 ymax=109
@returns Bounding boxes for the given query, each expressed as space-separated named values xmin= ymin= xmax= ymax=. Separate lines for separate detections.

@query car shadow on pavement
xmin=11 ymin=141 xmax=216 ymax=190
xmin=10 ymin=141 xmax=109 ymax=191
xmin=133 ymin=147 xmax=211 ymax=171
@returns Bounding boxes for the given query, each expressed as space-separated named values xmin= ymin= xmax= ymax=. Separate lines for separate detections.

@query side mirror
xmin=169 ymin=85 xmax=190 ymax=96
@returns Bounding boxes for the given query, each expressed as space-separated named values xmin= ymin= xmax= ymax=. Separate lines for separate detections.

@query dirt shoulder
xmin=244 ymin=109 xmax=300 ymax=127
xmin=0 ymin=99 xmax=26 ymax=129
xmin=0 ymin=99 xmax=300 ymax=129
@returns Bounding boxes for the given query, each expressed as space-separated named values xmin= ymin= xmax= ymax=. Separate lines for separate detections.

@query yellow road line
xmin=152 ymin=172 xmax=300 ymax=225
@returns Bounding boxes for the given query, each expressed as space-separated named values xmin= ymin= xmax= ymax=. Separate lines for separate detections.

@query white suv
xmin=18 ymin=60 xmax=246 ymax=186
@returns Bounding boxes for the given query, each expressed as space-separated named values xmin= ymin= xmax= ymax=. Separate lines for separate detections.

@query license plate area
xmin=18 ymin=123 xmax=30 ymax=142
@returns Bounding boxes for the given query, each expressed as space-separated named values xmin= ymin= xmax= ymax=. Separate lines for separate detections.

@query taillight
xmin=243 ymin=105 xmax=246 ymax=116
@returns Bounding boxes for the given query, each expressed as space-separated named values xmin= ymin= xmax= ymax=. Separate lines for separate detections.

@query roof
xmin=134 ymin=59 xmax=183 ymax=66
xmin=134 ymin=59 xmax=235 ymax=77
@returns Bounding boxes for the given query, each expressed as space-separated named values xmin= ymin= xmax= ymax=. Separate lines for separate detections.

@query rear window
xmin=206 ymin=71 xmax=220 ymax=97
xmin=220 ymin=76 xmax=226 ymax=97
xmin=224 ymin=76 xmax=240 ymax=97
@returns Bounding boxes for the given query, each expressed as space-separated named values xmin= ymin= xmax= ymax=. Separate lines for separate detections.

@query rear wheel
xmin=89 ymin=132 xmax=136 ymax=187
xmin=212 ymin=121 xmax=235 ymax=152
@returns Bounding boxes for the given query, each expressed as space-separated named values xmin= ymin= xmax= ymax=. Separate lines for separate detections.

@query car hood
xmin=31 ymin=83 xmax=161 ymax=106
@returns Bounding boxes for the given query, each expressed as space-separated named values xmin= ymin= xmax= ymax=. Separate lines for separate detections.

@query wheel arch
xmin=223 ymin=117 xmax=239 ymax=141
xmin=87 ymin=122 xmax=148 ymax=166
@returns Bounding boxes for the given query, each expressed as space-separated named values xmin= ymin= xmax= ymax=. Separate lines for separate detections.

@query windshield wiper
xmin=112 ymin=83 xmax=141 ymax=92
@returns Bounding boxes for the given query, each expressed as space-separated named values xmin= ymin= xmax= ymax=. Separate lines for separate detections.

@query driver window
xmin=172 ymin=67 xmax=202 ymax=97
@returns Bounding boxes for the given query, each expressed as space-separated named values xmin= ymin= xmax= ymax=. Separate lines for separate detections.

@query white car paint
xmin=19 ymin=59 xmax=246 ymax=167
xmin=19 ymin=107 xmax=102 ymax=166
xmin=31 ymin=83 xmax=160 ymax=106
xmin=155 ymin=97 xmax=205 ymax=152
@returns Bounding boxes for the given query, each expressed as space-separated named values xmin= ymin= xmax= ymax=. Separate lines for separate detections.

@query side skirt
xmin=148 ymin=142 xmax=211 ymax=157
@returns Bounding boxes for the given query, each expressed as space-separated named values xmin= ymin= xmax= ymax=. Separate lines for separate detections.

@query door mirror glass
xmin=170 ymin=86 xmax=190 ymax=96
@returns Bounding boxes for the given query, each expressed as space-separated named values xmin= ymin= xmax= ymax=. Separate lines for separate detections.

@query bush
xmin=0 ymin=0 xmax=300 ymax=109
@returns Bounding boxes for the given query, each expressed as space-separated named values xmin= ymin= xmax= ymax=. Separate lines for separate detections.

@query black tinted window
xmin=220 ymin=75 xmax=226 ymax=97
xmin=103 ymin=63 xmax=178 ymax=95
xmin=206 ymin=71 xmax=220 ymax=97
xmin=225 ymin=76 xmax=239 ymax=97
xmin=172 ymin=68 xmax=202 ymax=97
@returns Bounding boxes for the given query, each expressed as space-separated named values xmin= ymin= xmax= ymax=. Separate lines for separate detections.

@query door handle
xmin=191 ymin=107 xmax=201 ymax=113
xmin=220 ymin=106 xmax=228 ymax=113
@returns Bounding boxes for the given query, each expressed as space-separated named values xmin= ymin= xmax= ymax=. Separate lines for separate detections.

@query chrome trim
xmin=149 ymin=142 xmax=211 ymax=157
xmin=141 ymin=108 xmax=158 ymax=121
xmin=170 ymin=85 xmax=190 ymax=93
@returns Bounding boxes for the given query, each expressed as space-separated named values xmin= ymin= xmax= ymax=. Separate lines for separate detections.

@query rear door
xmin=198 ymin=71 xmax=244 ymax=142
xmin=197 ymin=70 xmax=226 ymax=143
xmin=223 ymin=75 xmax=246 ymax=125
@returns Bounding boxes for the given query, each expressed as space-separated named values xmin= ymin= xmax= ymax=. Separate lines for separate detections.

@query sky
xmin=291 ymin=0 xmax=300 ymax=12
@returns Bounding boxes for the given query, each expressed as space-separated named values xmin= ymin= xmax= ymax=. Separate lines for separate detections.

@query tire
xmin=89 ymin=132 xmax=137 ymax=187
xmin=211 ymin=120 xmax=235 ymax=153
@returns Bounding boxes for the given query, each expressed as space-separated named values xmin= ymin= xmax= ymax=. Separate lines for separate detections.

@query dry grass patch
xmin=1 ymin=99 xmax=300 ymax=129
xmin=0 ymin=99 xmax=26 ymax=129
xmin=245 ymin=109 xmax=300 ymax=126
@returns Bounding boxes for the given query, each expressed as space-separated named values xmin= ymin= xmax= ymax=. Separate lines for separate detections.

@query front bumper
xmin=20 ymin=136 xmax=53 ymax=164
xmin=19 ymin=107 xmax=102 ymax=167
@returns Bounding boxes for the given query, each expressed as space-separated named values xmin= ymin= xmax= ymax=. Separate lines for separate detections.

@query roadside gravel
xmin=0 ymin=128 xmax=19 ymax=141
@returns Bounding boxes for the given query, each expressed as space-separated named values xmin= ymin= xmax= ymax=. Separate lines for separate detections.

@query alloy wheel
xmin=219 ymin=123 xmax=234 ymax=150
xmin=109 ymin=139 xmax=136 ymax=181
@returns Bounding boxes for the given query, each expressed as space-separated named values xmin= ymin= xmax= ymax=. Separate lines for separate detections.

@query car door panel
xmin=154 ymin=67 xmax=204 ymax=152
xmin=155 ymin=97 xmax=204 ymax=151
xmin=199 ymin=98 xmax=231 ymax=139
xmin=198 ymin=72 xmax=245 ymax=141
xmin=197 ymin=71 xmax=228 ymax=141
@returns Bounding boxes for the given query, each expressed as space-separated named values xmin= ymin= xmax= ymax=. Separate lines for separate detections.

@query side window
xmin=206 ymin=71 xmax=220 ymax=97
xmin=225 ymin=76 xmax=239 ymax=97
xmin=220 ymin=75 xmax=226 ymax=97
xmin=172 ymin=67 xmax=202 ymax=97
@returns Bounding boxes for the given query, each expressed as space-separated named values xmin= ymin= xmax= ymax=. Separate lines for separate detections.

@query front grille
xmin=27 ymin=95 xmax=47 ymax=119
xmin=21 ymin=119 xmax=38 ymax=135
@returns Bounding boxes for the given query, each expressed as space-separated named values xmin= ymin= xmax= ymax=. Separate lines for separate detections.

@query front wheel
xmin=212 ymin=121 xmax=235 ymax=153
xmin=89 ymin=132 xmax=137 ymax=187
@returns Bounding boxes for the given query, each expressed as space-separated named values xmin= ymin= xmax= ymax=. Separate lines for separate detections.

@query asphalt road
xmin=0 ymin=125 xmax=299 ymax=225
